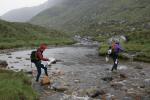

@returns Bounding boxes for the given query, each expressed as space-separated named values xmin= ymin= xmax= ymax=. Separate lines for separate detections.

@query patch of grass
xmin=0 ymin=69 xmax=38 ymax=100
xmin=133 ymin=51 xmax=150 ymax=62
xmin=123 ymin=43 xmax=144 ymax=52
xmin=94 ymin=35 xmax=109 ymax=42
xmin=98 ymin=43 xmax=109 ymax=56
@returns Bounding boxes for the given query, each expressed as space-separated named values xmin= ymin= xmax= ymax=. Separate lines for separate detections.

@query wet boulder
xmin=62 ymin=94 xmax=90 ymax=100
xmin=11 ymin=66 xmax=14 ymax=68
xmin=110 ymin=81 xmax=125 ymax=89
xmin=25 ymin=58 xmax=30 ymax=60
xmin=145 ymin=87 xmax=150 ymax=94
xmin=108 ymin=35 xmax=127 ymax=44
xmin=89 ymin=90 xmax=105 ymax=98
xmin=13 ymin=61 xmax=19 ymax=63
xmin=130 ymin=27 xmax=136 ymax=31
xmin=101 ymin=76 xmax=113 ymax=82
xmin=105 ymin=93 xmax=116 ymax=100
xmin=139 ymin=71 xmax=145 ymax=76
xmin=40 ymin=76 xmax=52 ymax=86
xmin=8 ymin=56 xmax=12 ymax=58
xmin=16 ymin=57 xmax=22 ymax=59
xmin=121 ymin=86 xmax=128 ymax=92
xmin=126 ymin=88 xmax=140 ymax=96
xmin=0 ymin=60 xmax=8 ymax=68
xmin=6 ymin=53 xmax=12 ymax=55
xmin=144 ymin=79 xmax=150 ymax=87
xmin=85 ymin=87 xmax=106 ymax=98
xmin=74 ymin=79 xmax=80 ymax=83
xmin=144 ymin=22 xmax=150 ymax=29
xmin=134 ymin=66 xmax=143 ymax=69
xmin=51 ymin=81 xmax=68 ymax=92
xmin=120 ymin=73 xmax=127 ymax=79
xmin=52 ymin=69 xmax=64 ymax=76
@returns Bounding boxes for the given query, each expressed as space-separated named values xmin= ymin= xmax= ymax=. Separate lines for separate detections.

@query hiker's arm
xmin=118 ymin=45 xmax=124 ymax=52
xmin=37 ymin=52 xmax=49 ymax=61
xmin=119 ymin=47 xmax=123 ymax=52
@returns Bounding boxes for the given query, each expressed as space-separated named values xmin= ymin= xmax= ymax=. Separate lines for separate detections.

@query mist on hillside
xmin=0 ymin=0 xmax=65 ymax=22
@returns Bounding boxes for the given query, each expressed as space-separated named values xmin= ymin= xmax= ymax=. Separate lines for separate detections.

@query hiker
xmin=109 ymin=41 xmax=123 ymax=71
xmin=31 ymin=44 xmax=49 ymax=82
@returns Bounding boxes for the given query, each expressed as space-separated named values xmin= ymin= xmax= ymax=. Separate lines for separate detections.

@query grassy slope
xmin=30 ymin=0 xmax=150 ymax=32
xmin=0 ymin=69 xmax=38 ymax=100
xmin=0 ymin=19 xmax=74 ymax=49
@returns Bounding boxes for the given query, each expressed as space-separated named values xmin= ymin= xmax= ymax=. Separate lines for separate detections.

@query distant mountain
xmin=1 ymin=0 xmax=64 ymax=22
xmin=30 ymin=0 xmax=150 ymax=32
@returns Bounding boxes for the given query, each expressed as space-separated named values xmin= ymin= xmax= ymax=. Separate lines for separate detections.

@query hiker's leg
xmin=114 ymin=59 xmax=118 ymax=70
xmin=114 ymin=55 xmax=118 ymax=70
xmin=36 ymin=67 xmax=41 ymax=82
xmin=111 ymin=55 xmax=116 ymax=71
xmin=111 ymin=62 xmax=115 ymax=71
xmin=40 ymin=64 xmax=48 ymax=76
xmin=34 ymin=62 xmax=42 ymax=82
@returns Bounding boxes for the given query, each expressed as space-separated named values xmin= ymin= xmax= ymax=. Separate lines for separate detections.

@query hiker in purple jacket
xmin=111 ymin=42 xmax=123 ymax=71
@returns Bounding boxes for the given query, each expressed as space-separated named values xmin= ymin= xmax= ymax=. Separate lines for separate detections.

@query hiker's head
xmin=116 ymin=42 xmax=119 ymax=45
xmin=112 ymin=40 xmax=115 ymax=43
xmin=40 ymin=44 xmax=47 ymax=51
xmin=114 ymin=39 xmax=119 ymax=44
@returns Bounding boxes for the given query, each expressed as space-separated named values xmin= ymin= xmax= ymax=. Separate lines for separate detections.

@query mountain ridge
xmin=1 ymin=0 xmax=64 ymax=22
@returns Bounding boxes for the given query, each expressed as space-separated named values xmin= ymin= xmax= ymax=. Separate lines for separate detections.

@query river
xmin=0 ymin=45 xmax=150 ymax=100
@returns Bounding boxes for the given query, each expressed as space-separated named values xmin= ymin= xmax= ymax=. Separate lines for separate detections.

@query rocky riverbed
xmin=0 ymin=46 xmax=150 ymax=100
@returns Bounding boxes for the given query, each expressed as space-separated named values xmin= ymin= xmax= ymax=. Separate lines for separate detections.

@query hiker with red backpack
xmin=108 ymin=41 xmax=123 ymax=72
xmin=31 ymin=44 xmax=49 ymax=82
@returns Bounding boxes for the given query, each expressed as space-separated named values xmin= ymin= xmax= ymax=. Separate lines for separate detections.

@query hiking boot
xmin=112 ymin=70 xmax=117 ymax=74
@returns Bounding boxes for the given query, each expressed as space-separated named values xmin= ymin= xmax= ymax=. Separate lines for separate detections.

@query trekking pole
xmin=31 ymin=62 xmax=34 ymax=87
xmin=31 ymin=62 xmax=32 ymax=68
xmin=31 ymin=62 xmax=35 ymax=77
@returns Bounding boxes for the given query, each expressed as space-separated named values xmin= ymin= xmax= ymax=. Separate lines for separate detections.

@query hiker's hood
xmin=40 ymin=44 xmax=47 ymax=50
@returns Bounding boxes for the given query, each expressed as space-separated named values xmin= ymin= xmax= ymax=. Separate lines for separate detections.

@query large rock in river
xmin=0 ymin=60 xmax=8 ymax=68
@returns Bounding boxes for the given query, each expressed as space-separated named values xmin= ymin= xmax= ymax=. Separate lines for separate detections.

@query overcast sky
xmin=0 ymin=0 xmax=48 ymax=16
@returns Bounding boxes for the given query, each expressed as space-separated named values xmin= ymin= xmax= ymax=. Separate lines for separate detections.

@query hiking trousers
xmin=33 ymin=61 xmax=48 ymax=82
xmin=111 ymin=53 xmax=119 ymax=71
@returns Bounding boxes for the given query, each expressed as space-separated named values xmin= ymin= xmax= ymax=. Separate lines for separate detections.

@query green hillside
xmin=0 ymin=19 xmax=74 ymax=49
xmin=30 ymin=0 xmax=150 ymax=32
